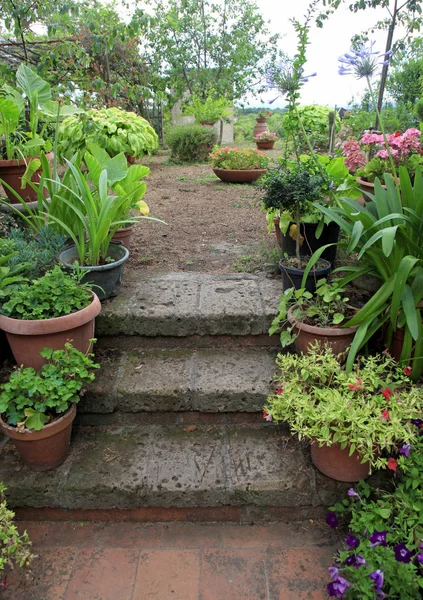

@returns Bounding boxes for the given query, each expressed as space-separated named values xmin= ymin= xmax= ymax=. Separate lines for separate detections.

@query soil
xmin=127 ymin=152 xmax=281 ymax=275
xmin=279 ymin=257 xmax=329 ymax=271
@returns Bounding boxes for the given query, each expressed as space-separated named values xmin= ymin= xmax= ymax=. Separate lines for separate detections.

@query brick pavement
xmin=3 ymin=520 xmax=339 ymax=599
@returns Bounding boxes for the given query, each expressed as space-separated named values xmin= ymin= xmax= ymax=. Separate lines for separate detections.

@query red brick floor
xmin=3 ymin=521 xmax=340 ymax=599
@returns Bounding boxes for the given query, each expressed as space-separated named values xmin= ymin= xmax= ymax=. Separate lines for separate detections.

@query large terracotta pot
xmin=357 ymin=176 xmax=387 ymax=205
xmin=213 ymin=168 xmax=267 ymax=184
xmin=0 ymin=404 xmax=76 ymax=471
xmin=0 ymin=292 xmax=101 ymax=371
xmin=288 ymin=307 xmax=358 ymax=359
xmin=253 ymin=118 xmax=269 ymax=139
xmin=111 ymin=225 xmax=133 ymax=250
xmin=311 ymin=440 xmax=371 ymax=482
xmin=256 ymin=141 xmax=275 ymax=150
xmin=0 ymin=153 xmax=54 ymax=203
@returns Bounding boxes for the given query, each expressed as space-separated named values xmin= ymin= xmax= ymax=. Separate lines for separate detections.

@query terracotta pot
xmin=213 ymin=168 xmax=267 ymax=184
xmin=125 ymin=153 xmax=136 ymax=166
xmin=288 ymin=307 xmax=358 ymax=359
xmin=111 ymin=225 xmax=133 ymax=250
xmin=273 ymin=218 xmax=283 ymax=247
xmin=311 ymin=440 xmax=371 ymax=482
xmin=200 ymin=121 xmax=215 ymax=126
xmin=253 ymin=118 xmax=269 ymax=139
xmin=255 ymin=141 xmax=275 ymax=150
xmin=0 ymin=404 xmax=76 ymax=471
xmin=0 ymin=292 xmax=101 ymax=371
xmin=0 ymin=153 xmax=54 ymax=204
xmin=357 ymin=176 xmax=387 ymax=205
xmin=389 ymin=327 xmax=407 ymax=363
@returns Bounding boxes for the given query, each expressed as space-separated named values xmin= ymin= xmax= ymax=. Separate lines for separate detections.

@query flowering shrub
xmin=326 ymin=434 xmax=423 ymax=599
xmin=342 ymin=128 xmax=423 ymax=181
xmin=264 ymin=345 xmax=423 ymax=469
xmin=254 ymin=131 xmax=278 ymax=142
xmin=210 ymin=146 xmax=269 ymax=170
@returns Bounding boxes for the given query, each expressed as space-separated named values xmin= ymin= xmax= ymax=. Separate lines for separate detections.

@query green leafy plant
xmin=183 ymin=95 xmax=230 ymax=123
xmin=258 ymin=110 xmax=272 ymax=119
xmin=57 ymin=107 xmax=159 ymax=161
xmin=282 ymin=104 xmax=340 ymax=152
xmin=0 ymin=483 xmax=33 ymax=588
xmin=264 ymin=344 xmax=423 ymax=470
xmin=210 ymin=146 xmax=269 ymax=170
xmin=0 ymin=342 xmax=99 ymax=430
xmin=4 ymin=227 xmax=66 ymax=280
xmin=326 ymin=435 xmax=423 ymax=599
xmin=166 ymin=124 xmax=217 ymax=163
xmin=0 ymin=266 xmax=93 ymax=320
xmin=269 ymin=279 xmax=356 ymax=347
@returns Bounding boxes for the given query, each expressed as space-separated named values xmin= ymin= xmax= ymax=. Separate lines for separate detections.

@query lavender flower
xmin=399 ymin=444 xmax=411 ymax=458
xmin=327 ymin=576 xmax=351 ymax=598
xmin=345 ymin=533 xmax=360 ymax=549
xmin=369 ymin=530 xmax=387 ymax=547
xmin=326 ymin=511 xmax=339 ymax=528
xmin=394 ymin=542 xmax=414 ymax=563
xmin=338 ymin=41 xmax=392 ymax=79
xmin=347 ymin=488 xmax=360 ymax=500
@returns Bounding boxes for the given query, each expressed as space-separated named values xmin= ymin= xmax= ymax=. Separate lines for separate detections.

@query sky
xmin=252 ymin=0 xmax=390 ymax=109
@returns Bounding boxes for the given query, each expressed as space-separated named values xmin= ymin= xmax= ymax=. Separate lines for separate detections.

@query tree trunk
xmin=375 ymin=1 xmax=398 ymax=128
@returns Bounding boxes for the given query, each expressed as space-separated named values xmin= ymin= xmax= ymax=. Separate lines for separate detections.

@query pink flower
xmin=381 ymin=409 xmax=390 ymax=421
xmin=404 ymin=366 xmax=412 ymax=376
xmin=263 ymin=410 xmax=272 ymax=422
xmin=361 ymin=133 xmax=384 ymax=145
xmin=387 ymin=457 xmax=398 ymax=472
xmin=381 ymin=387 xmax=393 ymax=401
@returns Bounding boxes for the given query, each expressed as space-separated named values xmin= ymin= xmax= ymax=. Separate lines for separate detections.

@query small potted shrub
xmin=0 ymin=342 xmax=99 ymax=470
xmin=0 ymin=483 xmax=34 ymax=589
xmin=264 ymin=345 xmax=423 ymax=482
xmin=254 ymin=131 xmax=278 ymax=150
xmin=269 ymin=279 xmax=359 ymax=357
xmin=0 ymin=266 xmax=101 ymax=370
xmin=209 ymin=146 xmax=269 ymax=183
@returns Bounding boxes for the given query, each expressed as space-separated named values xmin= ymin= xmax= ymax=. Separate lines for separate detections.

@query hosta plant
xmin=210 ymin=146 xmax=269 ymax=170
xmin=0 ymin=342 xmax=99 ymax=431
xmin=264 ymin=344 xmax=423 ymax=470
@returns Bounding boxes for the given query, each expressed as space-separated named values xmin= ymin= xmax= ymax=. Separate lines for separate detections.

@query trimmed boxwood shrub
xmin=166 ymin=124 xmax=217 ymax=163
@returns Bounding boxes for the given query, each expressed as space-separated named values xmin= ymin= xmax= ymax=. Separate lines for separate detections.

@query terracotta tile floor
xmin=3 ymin=521 xmax=340 ymax=599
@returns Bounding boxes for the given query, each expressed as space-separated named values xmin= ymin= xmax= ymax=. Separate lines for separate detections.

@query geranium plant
xmin=264 ymin=345 xmax=423 ymax=470
xmin=254 ymin=131 xmax=278 ymax=142
xmin=210 ymin=146 xmax=269 ymax=170
xmin=0 ymin=342 xmax=99 ymax=430
xmin=258 ymin=110 xmax=272 ymax=119
xmin=326 ymin=435 xmax=423 ymax=599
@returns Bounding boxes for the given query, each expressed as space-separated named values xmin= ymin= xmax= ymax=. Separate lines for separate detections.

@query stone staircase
xmin=0 ymin=272 xmax=349 ymax=520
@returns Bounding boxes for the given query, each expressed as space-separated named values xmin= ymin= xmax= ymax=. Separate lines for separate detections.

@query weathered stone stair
xmin=0 ymin=272 xmax=350 ymax=519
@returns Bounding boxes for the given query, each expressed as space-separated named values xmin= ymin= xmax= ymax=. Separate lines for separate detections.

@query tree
xmin=386 ymin=37 xmax=423 ymax=104
xmin=140 ymin=0 xmax=280 ymax=102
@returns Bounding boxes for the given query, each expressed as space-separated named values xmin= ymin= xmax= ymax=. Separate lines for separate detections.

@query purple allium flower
xmin=328 ymin=566 xmax=340 ymax=580
xmin=370 ymin=569 xmax=384 ymax=589
xmin=369 ymin=530 xmax=387 ymax=547
xmin=345 ymin=533 xmax=360 ymax=549
xmin=327 ymin=576 xmax=351 ymax=598
xmin=399 ymin=444 xmax=411 ymax=458
xmin=338 ymin=41 xmax=392 ymax=79
xmin=394 ymin=543 xmax=414 ymax=563
xmin=347 ymin=488 xmax=360 ymax=500
xmin=326 ymin=511 xmax=339 ymax=529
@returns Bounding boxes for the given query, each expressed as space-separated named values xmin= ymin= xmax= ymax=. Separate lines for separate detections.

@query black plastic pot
xmin=279 ymin=258 xmax=332 ymax=293
xmin=280 ymin=221 xmax=340 ymax=266
xmin=58 ymin=242 xmax=129 ymax=301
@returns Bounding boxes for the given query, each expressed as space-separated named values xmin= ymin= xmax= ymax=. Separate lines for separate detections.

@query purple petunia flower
xmin=345 ymin=533 xmax=360 ymax=549
xmin=400 ymin=444 xmax=411 ymax=458
xmin=347 ymin=488 xmax=360 ymax=500
xmin=394 ymin=543 xmax=414 ymax=563
xmin=369 ymin=530 xmax=387 ymax=547
xmin=326 ymin=511 xmax=339 ymax=528
xmin=417 ymin=553 xmax=423 ymax=564
xmin=344 ymin=554 xmax=366 ymax=569
xmin=328 ymin=566 xmax=340 ymax=580
xmin=327 ymin=576 xmax=351 ymax=598
xmin=370 ymin=569 xmax=384 ymax=589
xmin=411 ymin=419 xmax=423 ymax=427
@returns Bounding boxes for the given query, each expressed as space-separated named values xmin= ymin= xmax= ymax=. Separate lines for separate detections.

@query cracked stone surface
xmin=0 ymin=425 xmax=350 ymax=510
xmin=96 ymin=272 xmax=282 ymax=337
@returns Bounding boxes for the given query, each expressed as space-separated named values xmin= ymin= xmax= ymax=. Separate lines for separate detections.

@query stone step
xmin=81 ymin=347 xmax=279 ymax=415
xmin=96 ymin=272 xmax=281 ymax=339
xmin=0 ymin=424 xmax=349 ymax=514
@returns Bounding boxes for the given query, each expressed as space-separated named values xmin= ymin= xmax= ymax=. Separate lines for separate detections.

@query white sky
xmin=253 ymin=0 xmax=390 ymax=108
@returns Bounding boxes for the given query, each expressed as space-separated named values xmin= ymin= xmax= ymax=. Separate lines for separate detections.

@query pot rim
xmin=0 ymin=291 xmax=101 ymax=335
xmin=279 ymin=257 xmax=331 ymax=275
xmin=58 ymin=242 xmax=130 ymax=272
xmin=0 ymin=152 xmax=54 ymax=168
xmin=0 ymin=403 xmax=76 ymax=441
xmin=213 ymin=168 xmax=267 ymax=174
xmin=287 ymin=306 xmax=359 ymax=336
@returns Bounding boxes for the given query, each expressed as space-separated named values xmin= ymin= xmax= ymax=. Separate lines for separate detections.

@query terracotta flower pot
xmin=288 ymin=307 xmax=358 ymax=359
xmin=213 ymin=168 xmax=267 ymax=184
xmin=253 ymin=118 xmax=269 ymax=139
xmin=311 ymin=440 xmax=371 ymax=482
xmin=255 ymin=141 xmax=275 ymax=150
xmin=0 ymin=404 xmax=76 ymax=471
xmin=0 ymin=153 xmax=54 ymax=204
xmin=357 ymin=176 xmax=387 ymax=205
xmin=200 ymin=121 xmax=215 ymax=126
xmin=111 ymin=225 xmax=133 ymax=250
xmin=0 ymin=292 xmax=101 ymax=371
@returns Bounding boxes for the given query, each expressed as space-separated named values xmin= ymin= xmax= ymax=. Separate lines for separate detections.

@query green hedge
xmin=166 ymin=124 xmax=217 ymax=163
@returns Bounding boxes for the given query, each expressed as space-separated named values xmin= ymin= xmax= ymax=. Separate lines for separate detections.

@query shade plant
xmin=264 ymin=344 xmax=423 ymax=471
xmin=325 ymin=435 xmax=423 ymax=599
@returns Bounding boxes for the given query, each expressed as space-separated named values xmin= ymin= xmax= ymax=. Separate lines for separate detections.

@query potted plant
xmin=0 ymin=483 xmax=34 ymax=589
xmin=0 ymin=63 xmax=79 ymax=204
xmin=264 ymin=345 xmax=423 ymax=482
xmin=0 ymin=342 xmax=99 ymax=470
xmin=183 ymin=95 xmax=230 ymax=125
xmin=58 ymin=107 xmax=159 ymax=163
xmin=209 ymin=146 xmax=269 ymax=183
xmin=254 ymin=131 xmax=278 ymax=150
xmin=269 ymin=279 xmax=359 ymax=357
xmin=0 ymin=265 xmax=101 ymax=370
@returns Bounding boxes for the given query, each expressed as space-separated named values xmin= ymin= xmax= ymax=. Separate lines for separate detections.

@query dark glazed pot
xmin=279 ymin=258 xmax=331 ymax=293
xmin=275 ymin=220 xmax=340 ymax=267
xmin=213 ymin=168 xmax=267 ymax=184
xmin=311 ymin=441 xmax=371 ymax=482
xmin=0 ymin=404 xmax=76 ymax=471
